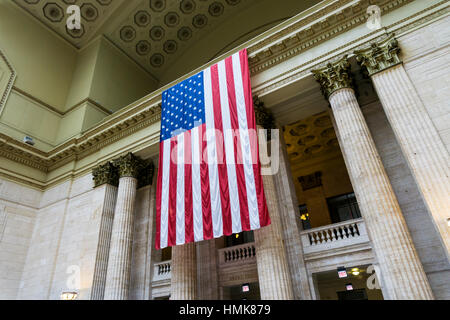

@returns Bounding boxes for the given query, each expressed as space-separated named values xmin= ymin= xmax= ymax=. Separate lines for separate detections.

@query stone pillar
xmin=254 ymin=99 xmax=311 ymax=300
xmin=253 ymin=103 xmax=294 ymax=300
xmin=197 ymin=240 xmax=219 ymax=300
xmin=104 ymin=153 xmax=144 ymax=300
xmin=355 ymin=35 xmax=450 ymax=257
xmin=312 ymin=57 xmax=434 ymax=300
xmin=90 ymin=162 xmax=119 ymax=300
xmin=170 ymin=243 xmax=197 ymax=300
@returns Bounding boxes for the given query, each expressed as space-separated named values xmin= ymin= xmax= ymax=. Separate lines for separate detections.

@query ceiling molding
xmin=0 ymin=48 xmax=17 ymax=117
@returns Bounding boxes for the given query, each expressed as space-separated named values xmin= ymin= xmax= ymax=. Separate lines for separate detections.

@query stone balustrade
xmin=300 ymin=218 xmax=370 ymax=255
xmin=218 ymin=242 xmax=257 ymax=266
xmin=152 ymin=261 xmax=172 ymax=282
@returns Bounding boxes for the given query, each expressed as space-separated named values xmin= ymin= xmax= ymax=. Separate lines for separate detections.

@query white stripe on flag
xmin=160 ymin=139 xmax=171 ymax=249
xmin=203 ymin=67 xmax=224 ymax=238
xmin=231 ymin=52 xmax=261 ymax=230
xmin=176 ymin=133 xmax=185 ymax=245
xmin=191 ymin=126 xmax=203 ymax=242
xmin=217 ymin=60 xmax=242 ymax=234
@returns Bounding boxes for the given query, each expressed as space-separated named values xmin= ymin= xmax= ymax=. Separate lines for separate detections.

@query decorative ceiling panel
xmin=108 ymin=0 xmax=250 ymax=79
xmin=13 ymin=0 xmax=125 ymax=48
xmin=283 ymin=111 xmax=341 ymax=164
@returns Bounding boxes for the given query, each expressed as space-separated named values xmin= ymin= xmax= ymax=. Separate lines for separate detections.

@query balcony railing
xmin=152 ymin=260 xmax=171 ymax=282
xmin=300 ymin=218 xmax=369 ymax=255
xmin=218 ymin=242 xmax=256 ymax=266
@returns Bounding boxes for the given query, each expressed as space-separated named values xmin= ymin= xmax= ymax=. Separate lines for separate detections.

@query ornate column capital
xmin=354 ymin=34 xmax=402 ymax=76
xmin=137 ymin=160 xmax=155 ymax=189
xmin=312 ymin=55 xmax=354 ymax=100
xmin=92 ymin=162 xmax=119 ymax=188
xmin=253 ymin=96 xmax=275 ymax=129
xmin=113 ymin=152 xmax=145 ymax=179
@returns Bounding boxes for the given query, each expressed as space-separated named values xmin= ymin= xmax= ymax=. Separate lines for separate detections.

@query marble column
xmin=90 ymin=162 xmax=119 ymax=300
xmin=355 ymin=35 xmax=450 ymax=257
xmin=104 ymin=153 xmax=144 ymax=300
xmin=196 ymin=240 xmax=219 ymax=300
xmin=170 ymin=243 xmax=197 ymax=300
xmin=253 ymin=103 xmax=294 ymax=300
xmin=312 ymin=57 xmax=434 ymax=300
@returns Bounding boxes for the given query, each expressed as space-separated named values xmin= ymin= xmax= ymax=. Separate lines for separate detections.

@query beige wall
xmin=400 ymin=14 xmax=450 ymax=154
xmin=0 ymin=178 xmax=40 ymax=299
xmin=0 ymin=0 xmax=77 ymax=111
xmin=89 ymin=38 xmax=157 ymax=114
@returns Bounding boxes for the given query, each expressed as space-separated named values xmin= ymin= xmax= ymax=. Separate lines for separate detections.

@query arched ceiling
xmin=13 ymin=0 xmax=322 ymax=84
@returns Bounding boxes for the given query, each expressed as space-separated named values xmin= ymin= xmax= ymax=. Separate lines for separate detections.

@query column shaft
xmin=372 ymin=65 xmax=450 ymax=256
xmin=274 ymin=132 xmax=311 ymax=299
xmin=170 ymin=243 xmax=197 ymax=300
xmin=90 ymin=184 xmax=117 ymax=300
xmin=254 ymin=125 xmax=294 ymax=300
xmin=329 ymin=88 xmax=433 ymax=299
xmin=104 ymin=177 xmax=138 ymax=300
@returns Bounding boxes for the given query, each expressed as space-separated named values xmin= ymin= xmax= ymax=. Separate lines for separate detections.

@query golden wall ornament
xmin=312 ymin=55 xmax=354 ymax=100
xmin=354 ymin=34 xmax=402 ymax=76
xmin=92 ymin=162 xmax=119 ymax=188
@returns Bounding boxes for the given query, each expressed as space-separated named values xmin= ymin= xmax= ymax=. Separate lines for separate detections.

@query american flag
xmin=155 ymin=49 xmax=270 ymax=250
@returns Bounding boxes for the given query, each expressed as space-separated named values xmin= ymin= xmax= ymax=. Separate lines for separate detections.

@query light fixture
xmin=346 ymin=283 xmax=354 ymax=291
xmin=242 ymin=283 xmax=250 ymax=293
xmin=235 ymin=233 xmax=240 ymax=239
xmin=300 ymin=213 xmax=309 ymax=221
xmin=447 ymin=218 xmax=450 ymax=227
xmin=61 ymin=292 xmax=78 ymax=300
xmin=351 ymin=268 xmax=360 ymax=276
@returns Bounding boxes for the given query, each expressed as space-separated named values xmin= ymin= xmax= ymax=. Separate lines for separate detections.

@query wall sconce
xmin=61 ymin=292 xmax=78 ymax=300
xmin=447 ymin=218 xmax=450 ymax=227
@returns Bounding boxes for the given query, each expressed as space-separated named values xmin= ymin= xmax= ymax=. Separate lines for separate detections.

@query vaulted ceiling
xmin=13 ymin=0 xmax=262 ymax=81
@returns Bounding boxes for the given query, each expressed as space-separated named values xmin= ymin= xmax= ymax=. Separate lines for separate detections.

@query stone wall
xmin=0 ymin=178 xmax=40 ymax=299
xmin=400 ymin=14 xmax=450 ymax=153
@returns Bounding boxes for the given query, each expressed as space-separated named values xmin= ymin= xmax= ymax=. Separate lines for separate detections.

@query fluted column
xmin=356 ymin=35 xmax=450 ymax=257
xmin=104 ymin=153 xmax=144 ymax=300
xmin=90 ymin=162 xmax=118 ymax=300
xmin=313 ymin=57 xmax=434 ymax=300
xmin=253 ymin=103 xmax=294 ymax=300
xmin=170 ymin=243 xmax=197 ymax=300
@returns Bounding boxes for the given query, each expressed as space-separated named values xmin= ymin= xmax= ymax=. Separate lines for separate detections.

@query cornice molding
xmin=251 ymin=0 xmax=449 ymax=97
xmin=247 ymin=0 xmax=413 ymax=75
xmin=11 ymin=86 xmax=112 ymax=116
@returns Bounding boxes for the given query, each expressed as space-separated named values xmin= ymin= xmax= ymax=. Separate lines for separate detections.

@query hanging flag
xmin=155 ymin=49 xmax=270 ymax=250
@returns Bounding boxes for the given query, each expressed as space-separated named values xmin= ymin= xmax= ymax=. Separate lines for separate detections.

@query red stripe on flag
xmin=225 ymin=56 xmax=250 ymax=231
xmin=210 ymin=64 xmax=232 ymax=236
xmin=184 ymin=130 xmax=194 ymax=243
xmin=168 ymin=138 xmax=178 ymax=246
xmin=199 ymin=123 xmax=213 ymax=240
xmin=155 ymin=143 xmax=164 ymax=250
xmin=239 ymin=49 xmax=270 ymax=228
